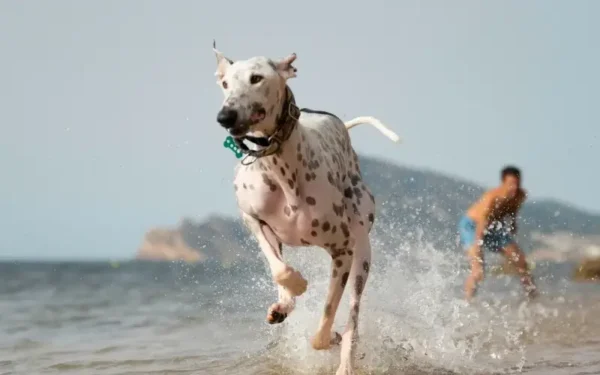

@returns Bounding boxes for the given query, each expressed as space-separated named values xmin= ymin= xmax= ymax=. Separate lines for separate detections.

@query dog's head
xmin=213 ymin=44 xmax=297 ymax=138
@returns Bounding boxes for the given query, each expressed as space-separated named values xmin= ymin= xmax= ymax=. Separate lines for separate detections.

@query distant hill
xmin=137 ymin=216 xmax=254 ymax=266
xmin=136 ymin=156 xmax=600 ymax=264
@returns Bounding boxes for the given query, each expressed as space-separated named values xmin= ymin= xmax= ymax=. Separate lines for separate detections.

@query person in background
xmin=458 ymin=166 xmax=538 ymax=301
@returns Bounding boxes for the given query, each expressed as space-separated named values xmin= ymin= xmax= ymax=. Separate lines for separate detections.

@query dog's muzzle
xmin=217 ymin=106 xmax=266 ymax=137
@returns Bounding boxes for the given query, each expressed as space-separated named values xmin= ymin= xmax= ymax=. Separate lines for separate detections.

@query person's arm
xmin=510 ymin=190 xmax=527 ymax=235
xmin=474 ymin=193 xmax=493 ymax=246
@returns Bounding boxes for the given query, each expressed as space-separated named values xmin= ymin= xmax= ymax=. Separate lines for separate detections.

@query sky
xmin=0 ymin=1 xmax=598 ymax=260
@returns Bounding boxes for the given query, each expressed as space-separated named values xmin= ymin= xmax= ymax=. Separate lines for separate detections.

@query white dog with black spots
xmin=213 ymin=43 xmax=400 ymax=375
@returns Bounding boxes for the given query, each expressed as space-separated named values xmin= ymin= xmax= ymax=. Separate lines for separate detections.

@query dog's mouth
xmin=228 ymin=126 xmax=249 ymax=137
xmin=229 ymin=109 xmax=266 ymax=138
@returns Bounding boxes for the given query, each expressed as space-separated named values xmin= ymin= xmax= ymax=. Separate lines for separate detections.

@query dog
xmin=213 ymin=43 xmax=400 ymax=375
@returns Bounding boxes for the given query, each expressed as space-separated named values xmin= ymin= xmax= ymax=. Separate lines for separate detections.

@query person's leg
xmin=502 ymin=242 xmax=538 ymax=298
xmin=465 ymin=244 xmax=484 ymax=301
xmin=459 ymin=217 xmax=484 ymax=301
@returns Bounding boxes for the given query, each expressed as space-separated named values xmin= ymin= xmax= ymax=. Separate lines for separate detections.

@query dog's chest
xmin=233 ymin=159 xmax=350 ymax=247
xmin=233 ymin=163 xmax=287 ymax=217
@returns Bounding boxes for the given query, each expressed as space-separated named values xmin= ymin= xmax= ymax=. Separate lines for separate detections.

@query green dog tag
xmin=224 ymin=136 xmax=244 ymax=159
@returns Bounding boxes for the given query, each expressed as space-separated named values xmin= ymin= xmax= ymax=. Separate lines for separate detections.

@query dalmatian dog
xmin=213 ymin=43 xmax=399 ymax=375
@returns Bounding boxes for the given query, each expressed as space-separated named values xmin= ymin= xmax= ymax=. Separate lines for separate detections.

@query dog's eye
xmin=222 ymin=81 xmax=228 ymax=89
xmin=250 ymin=75 xmax=263 ymax=84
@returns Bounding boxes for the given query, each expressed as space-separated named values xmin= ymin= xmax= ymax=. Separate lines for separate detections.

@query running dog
xmin=213 ymin=43 xmax=399 ymax=375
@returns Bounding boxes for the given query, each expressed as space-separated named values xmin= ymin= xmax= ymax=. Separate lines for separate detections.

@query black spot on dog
xmin=344 ymin=187 xmax=353 ymax=199
xmin=327 ymin=172 xmax=335 ymax=185
xmin=332 ymin=203 xmax=344 ymax=217
xmin=340 ymin=222 xmax=350 ymax=238
xmin=355 ymin=275 xmax=364 ymax=295
xmin=262 ymin=173 xmax=277 ymax=191
xmin=341 ymin=272 xmax=349 ymax=288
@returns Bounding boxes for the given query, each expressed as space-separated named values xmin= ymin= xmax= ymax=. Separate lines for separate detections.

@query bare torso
xmin=466 ymin=187 xmax=526 ymax=224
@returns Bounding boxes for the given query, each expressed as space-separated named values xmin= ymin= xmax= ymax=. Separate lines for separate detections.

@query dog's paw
xmin=266 ymin=303 xmax=288 ymax=324
xmin=275 ymin=267 xmax=307 ymax=297
xmin=311 ymin=331 xmax=341 ymax=350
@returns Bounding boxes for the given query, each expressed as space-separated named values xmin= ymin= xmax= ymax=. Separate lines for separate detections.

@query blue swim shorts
xmin=458 ymin=216 xmax=514 ymax=252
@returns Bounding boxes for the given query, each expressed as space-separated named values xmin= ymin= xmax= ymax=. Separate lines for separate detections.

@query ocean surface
xmin=1 ymin=240 xmax=600 ymax=375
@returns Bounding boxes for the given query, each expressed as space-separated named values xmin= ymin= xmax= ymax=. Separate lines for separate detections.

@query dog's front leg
xmin=311 ymin=252 xmax=352 ymax=350
xmin=242 ymin=212 xmax=308 ymax=321
xmin=267 ymin=243 xmax=297 ymax=324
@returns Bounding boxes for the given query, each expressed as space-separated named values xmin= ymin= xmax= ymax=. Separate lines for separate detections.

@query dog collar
xmin=226 ymin=86 xmax=300 ymax=164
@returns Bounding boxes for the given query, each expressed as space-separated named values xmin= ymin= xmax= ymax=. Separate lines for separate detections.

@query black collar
xmin=234 ymin=86 xmax=300 ymax=164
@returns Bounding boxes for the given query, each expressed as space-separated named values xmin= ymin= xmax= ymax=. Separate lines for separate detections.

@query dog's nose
xmin=217 ymin=107 xmax=238 ymax=129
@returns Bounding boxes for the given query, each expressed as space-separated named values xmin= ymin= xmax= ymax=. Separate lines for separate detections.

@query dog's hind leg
xmin=311 ymin=252 xmax=352 ymax=350
xmin=336 ymin=235 xmax=371 ymax=375
xmin=242 ymin=212 xmax=307 ymax=323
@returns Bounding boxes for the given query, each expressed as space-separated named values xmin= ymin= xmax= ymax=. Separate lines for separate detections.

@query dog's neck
xmin=234 ymin=86 xmax=300 ymax=163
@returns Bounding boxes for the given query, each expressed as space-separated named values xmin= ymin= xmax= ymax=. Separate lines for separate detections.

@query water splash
xmin=206 ymin=220 xmax=596 ymax=374
xmin=191 ymin=218 xmax=600 ymax=375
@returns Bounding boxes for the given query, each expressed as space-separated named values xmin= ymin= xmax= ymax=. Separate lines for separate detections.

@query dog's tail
xmin=344 ymin=116 xmax=400 ymax=143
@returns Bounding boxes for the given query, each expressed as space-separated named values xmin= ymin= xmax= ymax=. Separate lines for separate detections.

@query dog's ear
xmin=275 ymin=53 xmax=297 ymax=80
xmin=213 ymin=41 xmax=232 ymax=81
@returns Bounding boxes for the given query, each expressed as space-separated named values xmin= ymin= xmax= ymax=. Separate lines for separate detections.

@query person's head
xmin=500 ymin=166 xmax=521 ymax=197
